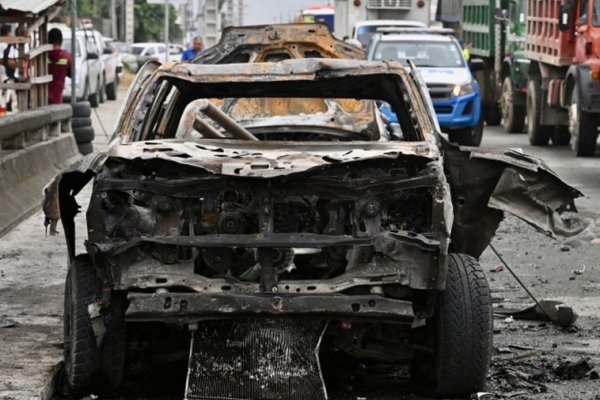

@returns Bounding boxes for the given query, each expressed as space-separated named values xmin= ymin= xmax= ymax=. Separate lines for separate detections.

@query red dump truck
xmin=525 ymin=0 xmax=600 ymax=156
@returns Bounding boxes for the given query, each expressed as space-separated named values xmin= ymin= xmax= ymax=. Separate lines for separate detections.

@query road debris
xmin=496 ymin=300 xmax=578 ymax=327
xmin=572 ymin=265 xmax=586 ymax=275
xmin=554 ymin=358 xmax=595 ymax=380
xmin=0 ymin=316 xmax=17 ymax=328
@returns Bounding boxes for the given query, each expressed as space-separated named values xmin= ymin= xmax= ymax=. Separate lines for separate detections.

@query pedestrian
xmin=47 ymin=28 xmax=72 ymax=105
xmin=1 ymin=24 xmax=18 ymax=112
xmin=181 ymin=36 xmax=203 ymax=61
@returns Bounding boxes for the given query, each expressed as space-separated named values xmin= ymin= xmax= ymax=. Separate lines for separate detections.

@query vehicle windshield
xmin=373 ymin=40 xmax=465 ymax=68
xmin=130 ymin=46 xmax=145 ymax=55
xmin=62 ymin=39 xmax=81 ymax=57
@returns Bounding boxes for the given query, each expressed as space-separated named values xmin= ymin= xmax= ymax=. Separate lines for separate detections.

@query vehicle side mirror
xmin=558 ymin=1 xmax=573 ymax=31
xmin=103 ymin=47 xmax=113 ymax=55
xmin=469 ymin=58 xmax=485 ymax=72
xmin=87 ymin=52 xmax=99 ymax=60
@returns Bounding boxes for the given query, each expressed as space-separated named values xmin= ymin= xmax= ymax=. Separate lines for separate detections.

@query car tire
xmin=72 ymin=102 xmax=92 ymax=118
xmin=99 ymin=75 xmax=105 ymax=104
xmin=501 ymin=76 xmax=526 ymax=133
xmin=77 ymin=142 xmax=94 ymax=155
xmin=73 ymin=126 xmax=95 ymax=143
xmin=71 ymin=117 xmax=92 ymax=129
xmin=448 ymin=118 xmax=483 ymax=147
xmin=106 ymin=78 xmax=117 ymax=101
xmin=88 ymin=90 xmax=99 ymax=108
xmin=569 ymin=85 xmax=598 ymax=157
xmin=64 ymin=255 xmax=101 ymax=397
xmin=527 ymin=79 xmax=550 ymax=145
xmin=411 ymin=253 xmax=492 ymax=397
xmin=552 ymin=126 xmax=571 ymax=146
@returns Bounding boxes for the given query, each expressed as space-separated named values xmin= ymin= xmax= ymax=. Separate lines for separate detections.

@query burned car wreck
xmin=45 ymin=58 xmax=583 ymax=399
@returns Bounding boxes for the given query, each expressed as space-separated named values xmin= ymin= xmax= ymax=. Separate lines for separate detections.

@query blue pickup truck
xmin=368 ymin=29 xmax=484 ymax=146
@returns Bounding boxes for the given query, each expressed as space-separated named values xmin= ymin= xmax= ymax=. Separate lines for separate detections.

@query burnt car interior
xmin=126 ymin=71 xmax=427 ymax=143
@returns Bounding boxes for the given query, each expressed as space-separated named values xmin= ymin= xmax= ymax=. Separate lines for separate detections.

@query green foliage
xmin=134 ymin=0 xmax=182 ymax=42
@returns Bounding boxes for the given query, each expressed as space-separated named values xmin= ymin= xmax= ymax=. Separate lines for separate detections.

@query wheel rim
xmin=569 ymin=97 xmax=579 ymax=152
xmin=501 ymin=79 xmax=512 ymax=129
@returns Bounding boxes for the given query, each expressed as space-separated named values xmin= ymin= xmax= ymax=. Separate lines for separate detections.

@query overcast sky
xmin=243 ymin=0 xmax=332 ymax=25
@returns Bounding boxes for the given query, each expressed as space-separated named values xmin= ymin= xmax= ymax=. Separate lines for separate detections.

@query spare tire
xmin=72 ymin=101 xmax=92 ymax=118
xmin=77 ymin=142 xmax=94 ymax=155
xmin=71 ymin=117 xmax=92 ymax=129
xmin=73 ymin=126 xmax=95 ymax=143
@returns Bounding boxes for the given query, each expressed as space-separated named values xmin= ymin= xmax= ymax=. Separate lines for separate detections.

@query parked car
xmin=112 ymin=41 xmax=138 ymax=73
xmin=368 ymin=28 xmax=485 ymax=146
xmin=60 ymin=30 xmax=103 ymax=107
xmin=131 ymin=42 xmax=167 ymax=67
xmin=168 ymin=43 xmax=185 ymax=61
xmin=100 ymin=36 xmax=121 ymax=99
xmin=46 ymin=37 xmax=582 ymax=400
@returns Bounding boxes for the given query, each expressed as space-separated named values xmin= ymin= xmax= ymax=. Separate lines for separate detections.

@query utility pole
xmin=70 ymin=0 xmax=76 ymax=106
xmin=111 ymin=0 xmax=117 ymax=38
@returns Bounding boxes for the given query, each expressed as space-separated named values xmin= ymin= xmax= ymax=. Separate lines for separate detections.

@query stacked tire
xmin=71 ymin=102 xmax=95 ymax=155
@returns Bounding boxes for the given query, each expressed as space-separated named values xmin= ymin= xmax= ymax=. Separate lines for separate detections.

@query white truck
xmin=334 ymin=0 xmax=433 ymax=41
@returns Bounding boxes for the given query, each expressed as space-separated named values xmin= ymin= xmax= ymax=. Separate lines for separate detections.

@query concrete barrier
xmin=0 ymin=105 xmax=80 ymax=237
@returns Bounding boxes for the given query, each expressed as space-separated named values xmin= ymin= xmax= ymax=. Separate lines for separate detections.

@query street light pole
xmin=164 ymin=0 xmax=169 ymax=63
xmin=70 ymin=0 xmax=76 ymax=106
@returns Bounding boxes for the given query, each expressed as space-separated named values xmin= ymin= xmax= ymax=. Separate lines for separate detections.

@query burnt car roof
xmin=192 ymin=23 xmax=365 ymax=64
xmin=118 ymin=58 xmax=436 ymax=143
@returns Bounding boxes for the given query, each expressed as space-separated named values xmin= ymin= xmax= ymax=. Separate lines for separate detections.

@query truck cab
xmin=368 ymin=29 xmax=484 ymax=146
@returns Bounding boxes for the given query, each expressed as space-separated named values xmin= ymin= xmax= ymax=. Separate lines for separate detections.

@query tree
xmin=134 ymin=0 xmax=182 ymax=42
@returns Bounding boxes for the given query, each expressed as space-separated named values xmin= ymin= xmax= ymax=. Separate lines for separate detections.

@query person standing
xmin=47 ymin=28 xmax=72 ymax=105
xmin=1 ymin=24 xmax=18 ymax=112
xmin=181 ymin=36 xmax=203 ymax=61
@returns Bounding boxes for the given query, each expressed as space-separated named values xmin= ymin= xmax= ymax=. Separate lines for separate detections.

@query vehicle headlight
xmin=452 ymin=81 xmax=475 ymax=97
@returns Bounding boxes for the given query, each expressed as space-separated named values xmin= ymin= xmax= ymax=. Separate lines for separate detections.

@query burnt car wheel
xmin=411 ymin=253 xmax=492 ymax=397
xmin=64 ymin=254 xmax=127 ymax=397
xmin=64 ymin=255 xmax=101 ymax=396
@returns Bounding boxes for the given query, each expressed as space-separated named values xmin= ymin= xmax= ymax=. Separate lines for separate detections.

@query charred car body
xmin=45 ymin=26 xmax=583 ymax=400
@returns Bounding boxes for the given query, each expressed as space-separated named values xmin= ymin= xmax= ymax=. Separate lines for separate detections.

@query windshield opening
xmin=373 ymin=40 xmax=465 ymax=68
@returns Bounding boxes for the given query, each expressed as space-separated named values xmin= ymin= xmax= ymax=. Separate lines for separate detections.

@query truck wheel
xmin=569 ymin=85 xmax=598 ymax=157
xmin=527 ymin=79 xmax=550 ymax=145
xmin=64 ymin=255 xmax=101 ymax=397
xmin=485 ymin=103 xmax=502 ymax=126
xmin=106 ymin=78 xmax=117 ymax=101
xmin=411 ymin=253 xmax=492 ymax=397
xmin=501 ymin=76 xmax=526 ymax=133
xmin=552 ymin=126 xmax=571 ymax=146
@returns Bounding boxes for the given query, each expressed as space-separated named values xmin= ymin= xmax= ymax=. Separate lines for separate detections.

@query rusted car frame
xmin=46 ymin=57 xmax=582 ymax=398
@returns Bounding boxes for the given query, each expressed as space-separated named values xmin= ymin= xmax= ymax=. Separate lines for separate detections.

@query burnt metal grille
xmin=185 ymin=318 xmax=328 ymax=400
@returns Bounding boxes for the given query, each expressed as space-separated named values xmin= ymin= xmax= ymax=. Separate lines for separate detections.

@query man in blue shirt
xmin=181 ymin=37 xmax=203 ymax=61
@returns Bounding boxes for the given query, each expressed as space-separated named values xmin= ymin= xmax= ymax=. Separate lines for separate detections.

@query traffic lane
xmin=481 ymin=125 xmax=600 ymax=213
